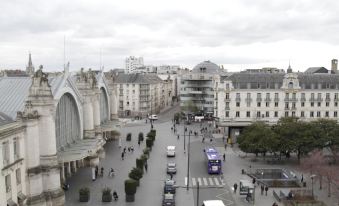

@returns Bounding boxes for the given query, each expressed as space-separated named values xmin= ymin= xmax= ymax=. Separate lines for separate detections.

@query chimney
xmin=331 ymin=59 xmax=338 ymax=73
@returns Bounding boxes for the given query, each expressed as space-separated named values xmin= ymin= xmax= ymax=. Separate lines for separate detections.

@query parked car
xmin=166 ymin=162 xmax=177 ymax=174
xmin=162 ymin=193 xmax=175 ymax=206
xmin=164 ymin=179 xmax=176 ymax=194
xmin=166 ymin=146 xmax=176 ymax=157
xmin=148 ymin=114 xmax=158 ymax=120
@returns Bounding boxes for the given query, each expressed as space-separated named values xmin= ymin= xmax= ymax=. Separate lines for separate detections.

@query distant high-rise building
xmin=125 ymin=56 xmax=144 ymax=74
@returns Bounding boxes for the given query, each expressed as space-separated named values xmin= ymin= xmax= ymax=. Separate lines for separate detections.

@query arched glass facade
xmin=55 ymin=93 xmax=81 ymax=151
xmin=100 ymin=88 xmax=109 ymax=123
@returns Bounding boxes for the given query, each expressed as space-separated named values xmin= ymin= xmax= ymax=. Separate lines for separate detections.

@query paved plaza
xmin=64 ymin=106 xmax=339 ymax=206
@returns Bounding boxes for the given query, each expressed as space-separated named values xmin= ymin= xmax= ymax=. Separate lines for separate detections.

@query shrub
xmin=136 ymin=158 xmax=144 ymax=170
xmin=79 ymin=187 xmax=90 ymax=195
xmin=126 ymin=133 xmax=132 ymax=141
xmin=102 ymin=187 xmax=112 ymax=202
xmin=129 ymin=167 xmax=143 ymax=181
xmin=143 ymin=148 xmax=150 ymax=156
xmin=125 ymin=179 xmax=137 ymax=195
xmin=79 ymin=187 xmax=90 ymax=202
xmin=138 ymin=132 xmax=144 ymax=142
xmin=146 ymin=138 xmax=153 ymax=148
xmin=141 ymin=154 xmax=148 ymax=162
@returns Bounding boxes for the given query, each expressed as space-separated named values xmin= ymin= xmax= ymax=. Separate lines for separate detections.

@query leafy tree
xmin=181 ymin=100 xmax=198 ymax=114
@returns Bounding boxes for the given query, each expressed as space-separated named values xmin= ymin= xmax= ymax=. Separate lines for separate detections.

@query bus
xmin=204 ymin=147 xmax=222 ymax=174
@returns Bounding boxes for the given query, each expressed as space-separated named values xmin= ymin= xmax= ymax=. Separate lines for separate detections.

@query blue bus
xmin=204 ymin=147 xmax=222 ymax=174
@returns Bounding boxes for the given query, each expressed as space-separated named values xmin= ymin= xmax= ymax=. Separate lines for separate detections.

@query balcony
xmin=264 ymin=98 xmax=271 ymax=102
xmin=325 ymin=97 xmax=331 ymax=101
xmin=225 ymin=98 xmax=231 ymax=102
xmin=300 ymin=97 xmax=306 ymax=101
xmin=225 ymin=106 xmax=230 ymax=110
xmin=334 ymin=98 xmax=339 ymax=102
xmin=309 ymin=97 xmax=315 ymax=102
xmin=189 ymin=90 xmax=203 ymax=94
xmin=291 ymin=107 xmax=297 ymax=110
xmin=316 ymin=98 xmax=323 ymax=102
xmin=256 ymin=98 xmax=262 ymax=102
xmin=235 ymin=97 xmax=241 ymax=102
xmin=285 ymin=107 xmax=289 ymax=110
xmin=284 ymin=98 xmax=298 ymax=102
xmin=274 ymin=98 xmax=279 ymax=102
xmin=245 ymin=98 xmax=252 ymax=102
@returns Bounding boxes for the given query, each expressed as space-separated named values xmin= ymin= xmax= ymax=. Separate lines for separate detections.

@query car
xmin=202 ymin=200 xmax=225 ymax=206
xmin=164 ymin=179 xmax=176 ymax=194
xmin=148 ymin=114 xmax=158 ymax=120
xmin=162 ymin=193 xmax=175 ymax=206
xmin=166 ymin=146 xmax=176 ymax=157
xmin=166 ymin=162 xmax=177 ymax=174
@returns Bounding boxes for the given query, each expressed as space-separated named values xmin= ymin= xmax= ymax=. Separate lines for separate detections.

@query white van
xmin=166 ymin=146 xmax=176 ymax=157
xmin=148 ymin=114 xmax=158 ymax=120
xmin=202 ymin=200 xmax=225 ymax=206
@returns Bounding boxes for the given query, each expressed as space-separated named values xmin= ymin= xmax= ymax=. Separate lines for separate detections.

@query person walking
xmin=128 ymin=147 xmax=131 ymax=152
xmin=100 ymin=167 xmax=104 ymax=177
xmin=170 ymin=173 xmax=173 ymax=180
xmin=144 ymin=162 xmax=148 ymax=172
xmin=202 ymin=137 xmax=205 ymax=143
xmin=223 ymin=153 xmax=226 ymax=161
xmin=301 ymin=174 xmax=304 ymax=183
xmin=224 ymin=143 xmax=227 ymax=150
xmin=121 ymin=152 xmax=125 ymax=160
xmin=265 ymin=185 xmax=269 ymax=196
xmin=252 ymin=177 xmax=256 ymax=185
xmin=95 ymin=166 xmax=99 ymax=178
xmin=138 ymin=140 xmax=140 ymax=147
xmin=123 ymin=147 xmax=126 ymax=153
xmin=233 ymin=183 xmax=238 ymax=193
xmin=261 ymin=184 xmax=264 ymax=195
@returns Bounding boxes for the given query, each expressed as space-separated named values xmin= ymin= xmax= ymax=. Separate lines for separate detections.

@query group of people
xmin=121 ymin=146 xmax=134 ymax=160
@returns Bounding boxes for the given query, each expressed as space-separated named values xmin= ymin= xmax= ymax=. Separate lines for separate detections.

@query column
xmin=61 ymin=163 xmax=65 ymax=183
xmin=110 ymin=91 xmax=118 ymax=119
xmin=93 ymin=95 xmax=100 ymax=128
xmin=66 ymin=162 xmax=71 ymax=177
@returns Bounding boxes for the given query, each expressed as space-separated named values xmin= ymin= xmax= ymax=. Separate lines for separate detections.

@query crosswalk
xmin=184 ymin=176 xmax=225 ymax=187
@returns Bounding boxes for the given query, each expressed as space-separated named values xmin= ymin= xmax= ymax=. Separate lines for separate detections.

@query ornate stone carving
xmin=17 ymin=101 xmax=39 ymax=120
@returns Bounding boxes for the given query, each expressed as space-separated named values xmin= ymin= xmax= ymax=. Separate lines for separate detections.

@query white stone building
xmin=125 ymin=56 xmax=144 ymax=74
xmin=114 ymin=73 xmax=173 ymax=117
xmin=0 ymin=56 xmax=120 ymax=206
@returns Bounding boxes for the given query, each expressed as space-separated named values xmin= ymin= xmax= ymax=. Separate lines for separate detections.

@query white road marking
xmin=203 ymin=177 xmax=208 ymax=186
xmin=214 ymin=177 xmax=220 ymax=186
xmin=185 ymin=177 xmax=187 ymax=186
xmin=192 ymin=177 xmax=196 ymax=186
xmin=197 ymin=177 xmax=202 ymax=186
xmin=209 ymin=178 xmax=214 ymax=186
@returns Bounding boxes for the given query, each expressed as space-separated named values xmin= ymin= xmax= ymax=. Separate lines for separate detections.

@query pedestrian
xmin=202 ymin=137 xmax=205 ymax=143
xmin=261 ymin=185 xmax=264 ymax=195
xmin=210 ymin=138 xmax=213 ymax=143
xmin=265 ymin=185 xmax=269 ymax=196
xmin=171 ymin=127 xmax=173 ymax=131
xmin=95 ymin=166 xmax=99 ymax=178
xmin=123 ymin=147 xmax=126 ymax=153
xmin=146 ymin=119 xmax=148 ymax=123
xmin=252 ymin=177 xmax=256 ymax=185
xmin=121 ymin=152 xmax=124 ymax=160
xmin=233 ymin=183 xmax=238 ymax=193
xmin=92 ymin=167 xmax=96 ymax=181
xmin=144 ymin=162 xmax=148 ymax=172
xmin=177 ymin=134 xmax=180 ymax=139
xmin=138 ymin=140 xmax=140 ymax=147
xmin=272 ymin=202 xmax=278 ymax=206
xmin=128 ymin=147 xmax=131 ymax=152
xmin=224 ymin=143 xmax=227 ymax=150
xmin=170 ymin=173 xmax=173 ymax=180
xmin=131 ymin=146 xmax=134 ymax=152
xmin=301 ymin=174 xmax=304 ymax=183
xmin=223 ymin=153 xmax=226 ymax=161
xmin=118 ymin=138 xmax=122 ymax=148
xmin=174 ymin=128 xmax=176 ymax=133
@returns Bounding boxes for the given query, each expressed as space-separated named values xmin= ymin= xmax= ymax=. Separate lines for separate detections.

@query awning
xmin=17 ymin=192 xmax=26 ymax=201
xmin=100 ymin=120 xmax=122 ymax=132
xmin=7 ymin=199 xmax=17 ymax=206
xmin=57 ymin=138 xmax=105 ymax=162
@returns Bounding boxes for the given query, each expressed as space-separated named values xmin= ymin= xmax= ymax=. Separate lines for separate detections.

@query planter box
xmin=126 ymin=194 xmax=135 ymax=202
xmin=102 ymin=194 xmax=112 ymax=202
xmin=79 ymin=194 xmax=89 ymax=202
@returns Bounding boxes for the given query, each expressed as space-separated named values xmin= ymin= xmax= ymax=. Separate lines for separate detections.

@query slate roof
xmin=114 ymin=73 xmax=163 ymax=84
xmin=0 ymin=112 xmax=14 ymax=126
xmin=305 ymin=67 xmax=329 ymax=74
xmin=226 ymin=73 xmax=285 ymax=83
xmin=297 ymin=73 xmax=339 ymax=84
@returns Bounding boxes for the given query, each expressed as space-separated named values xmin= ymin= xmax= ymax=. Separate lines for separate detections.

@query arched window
xmin=288 ymin=82 xmax=293 ymax=89
xmin=55 ymin=93 xmax=81 ymax=151
xmin=100 ymin=88 xmax=109 ymax=123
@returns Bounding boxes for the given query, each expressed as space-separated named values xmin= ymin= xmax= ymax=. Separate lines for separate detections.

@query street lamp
xmin=310 ymin=174 xmax=316 ymax=198
xmin=150 ymin=95 xmax=153 ymax=129
xmin=186 ymin=130 xmax=192 ymax=191
xmin=184 ymin=126 xmax=187 ymax=153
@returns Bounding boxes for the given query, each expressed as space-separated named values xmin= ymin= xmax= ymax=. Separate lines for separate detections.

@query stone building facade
xmin=0 ymin=57 xmax=120 ymax=206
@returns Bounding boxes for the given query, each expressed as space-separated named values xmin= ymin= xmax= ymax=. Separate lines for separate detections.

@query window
xmin=14 ymin=138 xmax=19 ymax=159
xmin=247 ymin=102 xmax=251 ymax=107
xmin=236 ymin=111 xmax=240 ymax=117
xmin=292 ymin=93 xmax=296 ymax=99
xmin=16 ymin=169 xmax=21 ymax=185
xmin=247 ymin=93 xmax=251 ymax=98
xmin=325 ymin=111 xmax=329 ymax=117
xmin=336 ymin=102 xmax=338 ymax=107
xmin=334 ymin=111 xmax=338 ymax=117
xmin=326 ymin=93 xmax=330 ymax=99
xmin=266 ymin=93 xmax=270 ymax=99
xmin=292 ymin=102 xmax=296 ymax=109
xmin=226 ymin=83 xmax=229 ymax=89
xmin=301 ymin=111 xmax=305 ymax=117
xmin=285 ymin=103 xmax=289 ymax=109
xmin=225 ymin=111 xmax=229 ymax=117
xmin=317 ymin=93 xmax=322 ymax=99
xmin=132 ymin=84 xmax=135 ymax=87
xmin=301 ymin=102 xmax=305 ymax=107
xmin=257 ymin=93 xmax=262 ymax=100
xmin=236 ymin=102 xmax=240 ymax=107
xmin=226 ymin=93 xmax=230 ymax=100
xmin=257 ymin=102 xmax=261 ymax=107
xmin=236 ymin=93 xmax=240 ymax=99
xmin=226 ymin=102 xmax=230 ymax=109
xmin=257 ymin=111 xmax=261 ymax=117
xmin=2 ymin=141 xmax=9 ymax=165
xmin=266 ymin=102 xmax=269 ymax=107
xmin=311 ymin=93 xmax=315 ymax=99
xmin=5 ymin=175 xmax=11 ymax=193
xmin=310 ymin=111 xmax=314 ymax=117
xmin=274 ymin=93 xmax=279 ymax=99
xmin=266 ymin=111 xmax=269 ymax=117
xmin=311 ymin=102 xmax=314 ymax=107
xmin=285 ymin=93 xmax=289 ymax=99
xmin=133 ymin=90 xmax=135 ymax=94
xmin=326 ymin=102 xmax=330 ymax=107
xmin=292 ymin=111 xmax=296 ymax=117
xmin=275 ymin=102 xmax=279 ymax=107
xmin=317 ymin=111 xmax=321 ymax=117
xmin=288 ymin=82 xmax=293 ymax=89
xmin=274 ymin=111 xmax=278 ymax=117
xmin=285 ymin=112 xmax=289 ymax=117
xmin=318 ymin=102 xmax=321 ymax=107
xmin=127 ymin=101 xmax=129 ymax=105
xmin=301 ymin=93 xmax=305 ymax=99
xmin=335 ymin=93 xmax=338 ymax=100
xmin=246 ymin=111 xmax=250 ymax=117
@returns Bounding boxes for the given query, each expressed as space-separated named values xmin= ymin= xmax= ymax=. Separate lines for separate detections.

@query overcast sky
xmin=1 ymin=0 xmax=339 ymax=72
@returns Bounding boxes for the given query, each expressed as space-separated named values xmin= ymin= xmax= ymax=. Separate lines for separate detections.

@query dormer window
xmin=288 ymin=82 xmax=293 ymax=89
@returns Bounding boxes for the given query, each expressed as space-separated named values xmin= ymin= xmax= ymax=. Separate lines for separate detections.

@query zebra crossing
xmin=184 ymin=176 xmax=225 ymax=188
